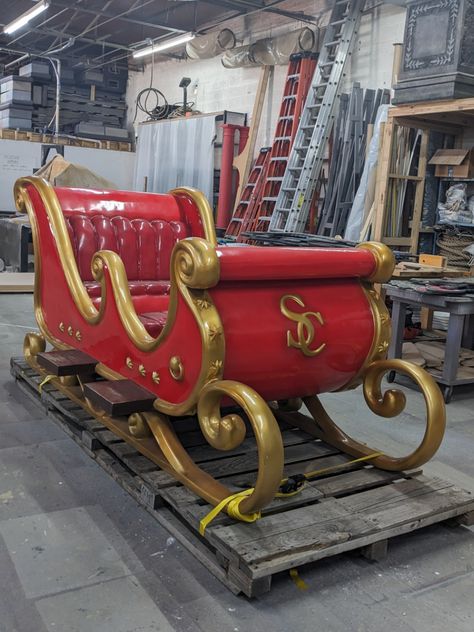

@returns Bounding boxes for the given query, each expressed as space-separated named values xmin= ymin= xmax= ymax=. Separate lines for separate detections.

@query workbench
xmin=386 ymin=281 xmax=474 ymax=403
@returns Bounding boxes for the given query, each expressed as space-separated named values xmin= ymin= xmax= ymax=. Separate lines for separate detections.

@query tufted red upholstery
xmin=65 ymin=215 xmax=189 ymax=282
xmin=54 ymin=186 xmax=206 ymax=337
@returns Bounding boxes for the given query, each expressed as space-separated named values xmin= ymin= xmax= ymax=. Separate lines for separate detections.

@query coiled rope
xmin=437 ymin=232 xmax=474 ymax=268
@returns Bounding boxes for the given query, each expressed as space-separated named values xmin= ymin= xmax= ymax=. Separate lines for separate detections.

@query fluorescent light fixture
xmin=133 ymin=32 xmax=195 ymax=59
xmin=3 ymin=0 xmax=50 ymax=35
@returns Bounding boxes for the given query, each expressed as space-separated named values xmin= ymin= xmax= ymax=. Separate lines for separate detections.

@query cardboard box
xmin=429 ymin=148 xmax=474 ymax=178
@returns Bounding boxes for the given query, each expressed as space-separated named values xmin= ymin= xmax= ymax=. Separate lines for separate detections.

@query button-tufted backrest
xmin=65 ymin=214 xmax=189 ymax=281
xmin=54 ymin=186 xmax=207 ymax=282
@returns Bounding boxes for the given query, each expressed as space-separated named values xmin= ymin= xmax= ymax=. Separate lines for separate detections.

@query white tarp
xmin=344 ymin=105 xmax=389 ymax=241
xmin=133 ymin=115 xmax=215 ymax=202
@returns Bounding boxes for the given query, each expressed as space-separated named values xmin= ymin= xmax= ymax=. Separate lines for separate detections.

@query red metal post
xmin=216 ymin=123 xmax=248 ymax=231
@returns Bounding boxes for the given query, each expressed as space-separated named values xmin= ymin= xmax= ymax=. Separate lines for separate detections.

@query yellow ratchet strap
xmin=38 ymin=374 xmax=55 ymax=393
xmin=304 ymin=451 xmax=385 ymax=480
xmin=290 ymin=568 xmax=309 ymax=591
xmin=200 ymin=452 xmax=385 ymax=532
xmin=277 ymin=451 xmax=385 ymax=497
xmin=199 ymin=488 xmax=261 ymax=536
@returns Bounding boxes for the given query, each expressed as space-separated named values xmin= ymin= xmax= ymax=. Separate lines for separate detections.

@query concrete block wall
xmin=126 ymin=1 xmax=406 ymax=152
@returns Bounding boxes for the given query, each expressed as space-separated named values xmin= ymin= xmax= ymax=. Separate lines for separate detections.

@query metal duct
xmin=222 ymin=27 xmax=317 ymax=68
xmin=221 ymin=44 xmax=259 ymax=69
xmin=186 ymin=29 xmax=236 ymax=59
xmin=250 ymin=28 xmax=316 ymax=65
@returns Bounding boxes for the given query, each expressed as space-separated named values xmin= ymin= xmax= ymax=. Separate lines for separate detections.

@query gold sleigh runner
xmin=18 ymin=176 xmax=446 ymax=525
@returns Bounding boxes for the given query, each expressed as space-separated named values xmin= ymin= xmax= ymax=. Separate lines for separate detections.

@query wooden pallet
xmin=10 ymin=356 xmax=474 ymax=597
xmin=0 ymin=129 xmax=133 ymax=152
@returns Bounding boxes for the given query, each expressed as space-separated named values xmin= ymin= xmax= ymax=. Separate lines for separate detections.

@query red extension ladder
xmin=225 ymin=147 xmax=270 ymax=238
xmin=225 ymin=52 xmax=318 ymax=241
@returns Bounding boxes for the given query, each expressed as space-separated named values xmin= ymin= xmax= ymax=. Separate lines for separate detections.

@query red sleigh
xmin=16 ymin=176 xmax=446 ymax=521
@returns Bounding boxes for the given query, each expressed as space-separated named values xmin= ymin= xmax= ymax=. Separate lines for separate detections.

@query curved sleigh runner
xmin=16 ymin=176 xmax=446 ymax=523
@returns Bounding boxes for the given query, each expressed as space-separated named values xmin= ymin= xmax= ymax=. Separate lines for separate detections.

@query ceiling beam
xmin=51 ymin=0 xmax=186 ymax=34
xmin=0 ymin=43 xmax=80 ymax=66
xmin=5 ymin=24 xmax=133 ymax=52
xmin=202 ymin=0 xmax=317 ymax=23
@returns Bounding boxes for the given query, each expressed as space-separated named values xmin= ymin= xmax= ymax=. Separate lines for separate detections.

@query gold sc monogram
xmin=280 ymin=294 xmax=326 ymax=357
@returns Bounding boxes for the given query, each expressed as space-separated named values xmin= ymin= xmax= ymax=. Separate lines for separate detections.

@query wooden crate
xmin=10 ymin=356 xmax=474 ymax=597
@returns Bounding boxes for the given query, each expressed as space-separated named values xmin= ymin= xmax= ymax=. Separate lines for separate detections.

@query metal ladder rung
xmin=268 ymin=0 xmax=363 ymax=233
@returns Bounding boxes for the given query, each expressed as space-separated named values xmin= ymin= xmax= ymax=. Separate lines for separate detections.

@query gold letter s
xmin=280 ymin=294 xmax=326 ymax=357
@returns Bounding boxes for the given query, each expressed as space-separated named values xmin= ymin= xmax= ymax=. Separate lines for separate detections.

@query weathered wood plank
xmin=216 ymin=454 xmax=353 ymax=491
xmin=186 ymin=429 xmax=312 ymax=463
xmin=310 ymin=467 xmax=406 ymax=497
xmin=201 ymin=441 xmax=339 ymax=479
xmin=215 ymin=478 xmax=474 ymax=570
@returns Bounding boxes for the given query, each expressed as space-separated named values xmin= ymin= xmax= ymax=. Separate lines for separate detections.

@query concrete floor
xmin=0 ymin=293 xmax=473 ymax=632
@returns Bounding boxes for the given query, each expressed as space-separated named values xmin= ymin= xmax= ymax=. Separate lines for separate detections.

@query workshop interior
xmin=0 ymin=0 xmax=473 ymax=629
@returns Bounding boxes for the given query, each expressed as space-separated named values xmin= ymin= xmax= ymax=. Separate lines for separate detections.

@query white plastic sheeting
xmin=344 ymin=105 xmax=389 ymax=241
xmin=133 ymin=115 xmax=215 ymax=201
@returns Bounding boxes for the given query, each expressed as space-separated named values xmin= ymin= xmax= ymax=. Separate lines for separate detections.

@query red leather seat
xmin=137 ymin=311 xmax=168 ymax=337
xmin=64 ymin=213 xmax=192 ymax=337
xmin=65 ymin=214 xmax=189 ymax=283
xmin=84 ymin=280 xmax=171 ymax=298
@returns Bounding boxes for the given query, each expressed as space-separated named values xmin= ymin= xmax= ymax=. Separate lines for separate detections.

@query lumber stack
xmin=317 ymin=84 xmax=390 ymax=237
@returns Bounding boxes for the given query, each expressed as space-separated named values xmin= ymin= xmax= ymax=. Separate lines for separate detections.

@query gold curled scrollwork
xmin=23 ymin=331 xmax=46 ymax=362
xmin=197 ymin=380 xmax=284 ymax=515
xmin=126 ymin=411 xmax=242 ymax=506
xmin=304 ymin=358 xmax=446 ymax=471
xmin=16 ymin=174 xmax=225 ymax=417
xmin=170 ymin=186 xmax=218 ymax=247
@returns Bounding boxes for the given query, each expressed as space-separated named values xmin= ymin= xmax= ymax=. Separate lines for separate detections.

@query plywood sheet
xmin=0 ymin=272 xmax=34 ymax=292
